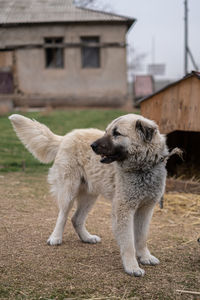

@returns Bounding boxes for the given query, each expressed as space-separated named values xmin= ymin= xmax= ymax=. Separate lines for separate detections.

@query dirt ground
xmin=0 ymin=173 xmax=200 ymax=300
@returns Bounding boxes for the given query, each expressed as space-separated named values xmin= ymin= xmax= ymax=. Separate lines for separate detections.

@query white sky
xmin=102 ymin=0 xmax=200 ymax=80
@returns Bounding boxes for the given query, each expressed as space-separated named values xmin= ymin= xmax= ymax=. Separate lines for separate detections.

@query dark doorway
xmin=0 ymin=70 xmax=14 ymax=93
xmin=167 ymin=130 xmax=200 ymax=179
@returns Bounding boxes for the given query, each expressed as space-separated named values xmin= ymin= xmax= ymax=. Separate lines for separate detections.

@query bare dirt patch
xmin=0 ymin=173 xmax=200 ymax=300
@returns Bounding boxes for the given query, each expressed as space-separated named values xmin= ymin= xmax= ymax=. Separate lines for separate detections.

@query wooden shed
xmin=140 ymin=71 xmax=200 ymax=177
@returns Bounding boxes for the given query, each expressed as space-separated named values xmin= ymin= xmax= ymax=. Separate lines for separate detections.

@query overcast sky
xmin=101 ymin=0 xmax=200 ymax=80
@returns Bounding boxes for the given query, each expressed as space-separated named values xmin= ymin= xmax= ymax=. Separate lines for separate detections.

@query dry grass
xmin=0 ymin=173 xmax=200 ymax=300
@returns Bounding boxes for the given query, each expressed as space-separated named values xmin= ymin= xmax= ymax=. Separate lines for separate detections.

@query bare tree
xmin=74 ymin=0 xmax=112 ymax=12
xmin=127 ymin=46 xmax=147 ymax=81
xmin=74 ymin=0 xmax=95 ymax=7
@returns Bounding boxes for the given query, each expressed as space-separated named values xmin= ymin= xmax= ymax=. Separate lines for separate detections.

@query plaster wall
xmin=1 ymin=23 xmax=128 ymax=105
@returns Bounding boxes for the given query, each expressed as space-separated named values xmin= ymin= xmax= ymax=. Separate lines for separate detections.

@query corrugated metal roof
xmin=0 ymin=0 xmax=135 ymax=28
xmin=139 ymin=71 xmax=200 ymax=104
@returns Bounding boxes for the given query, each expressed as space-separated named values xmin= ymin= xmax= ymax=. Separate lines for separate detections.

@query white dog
xmin=9 ymin=113 xmax=173 ymax=277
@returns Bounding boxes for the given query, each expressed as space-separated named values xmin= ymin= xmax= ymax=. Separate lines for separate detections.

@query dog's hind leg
xmin=47 ymin=173 xmax=80 ymax=246
xmin=134 ymin=202 xmax=160 ymax=266
xmin=71 ymin=191 xmax=100 ymax=244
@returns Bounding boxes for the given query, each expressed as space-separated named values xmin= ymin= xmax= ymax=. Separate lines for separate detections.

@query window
xmin=44 ymin=37 xmax=64 ymax=69
xmin=81 ymin=37 xmax=100 ymax=68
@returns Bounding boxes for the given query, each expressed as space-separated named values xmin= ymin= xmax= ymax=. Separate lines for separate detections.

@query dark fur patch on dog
xmin=91 ymin=135 xmax=127 ymax=164
xmin=136 ymin=120 xmax=156 ymax=143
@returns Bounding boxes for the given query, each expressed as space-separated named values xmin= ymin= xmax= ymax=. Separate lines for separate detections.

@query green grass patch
xmin=0 ymin=109 xmax=130 ymax=173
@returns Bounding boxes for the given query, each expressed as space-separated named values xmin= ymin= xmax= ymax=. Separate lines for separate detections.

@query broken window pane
xmin=44 ymin=37 xmax=64 ymax=69
xmin=81 ymin=37 xmax=100 ymax=68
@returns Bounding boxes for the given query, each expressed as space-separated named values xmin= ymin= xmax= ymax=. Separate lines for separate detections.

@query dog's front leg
xmin=112 ymin=201 xmax=145 ymax=277
xmin=134 ymin=202 xmax=160 ymax=266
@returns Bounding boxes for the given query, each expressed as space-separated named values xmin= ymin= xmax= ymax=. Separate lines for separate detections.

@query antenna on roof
xmin=184 ymin=0 xmax=199 ymax=75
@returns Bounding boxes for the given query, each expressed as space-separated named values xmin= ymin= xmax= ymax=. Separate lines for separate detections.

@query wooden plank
xmin=176 ymin=77 xmax=192 ymax=131
xmin=187 ymin=77 xmax=200 ymax=131
xmin=0 ymin=42 xmax=126 ymax=51
xmin=160 ymin=85 xmax=179 ymax=133
xmin=141 ymin=94 xmax=163 ymax=129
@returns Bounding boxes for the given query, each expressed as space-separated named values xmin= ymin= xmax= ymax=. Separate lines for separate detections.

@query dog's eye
xmin=113 ymin=128 xmax=121 ymax=137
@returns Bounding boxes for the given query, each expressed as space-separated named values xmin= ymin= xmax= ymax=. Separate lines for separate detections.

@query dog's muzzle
xmin=91 ymin=138 xmax=127 ymax=164
xmin=91 ymin=141 xmax=112 ymax=163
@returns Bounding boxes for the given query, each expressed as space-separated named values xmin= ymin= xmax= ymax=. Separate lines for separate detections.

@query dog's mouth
xmin=99 ymin=148 xmax=128 ymax=164
xmin=100 ymin=154 xmax=118 ymax=164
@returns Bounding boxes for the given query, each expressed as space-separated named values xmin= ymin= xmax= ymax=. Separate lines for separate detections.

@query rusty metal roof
xmin=139 ymin=71 xmax=200 ymax=104
xmin=0 ymin=0 xmax=135 ymax=29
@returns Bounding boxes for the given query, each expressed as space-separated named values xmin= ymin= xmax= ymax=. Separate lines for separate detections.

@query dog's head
xmin=91 ymin=114 xmax=167 ymax=168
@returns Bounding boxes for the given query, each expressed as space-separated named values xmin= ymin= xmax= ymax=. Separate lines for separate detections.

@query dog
xmin=9 ymin=113 xmax=172 ymax=277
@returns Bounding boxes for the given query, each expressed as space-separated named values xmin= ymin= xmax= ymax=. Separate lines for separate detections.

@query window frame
xmin=80 ymin=36 xmax=101 ymax=69
xmin=44 ymin=37 xmax=64 ymax=69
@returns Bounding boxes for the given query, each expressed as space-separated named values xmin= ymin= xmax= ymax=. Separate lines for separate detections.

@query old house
xmin=140 ymin=71 xmax=200 ymax=176
xmin=0 ymin=0 xmax=135 ymax=108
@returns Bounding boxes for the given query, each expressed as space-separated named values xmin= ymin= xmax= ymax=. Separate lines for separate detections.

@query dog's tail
xmin=9 ymin=114 xmax=63 ymax=163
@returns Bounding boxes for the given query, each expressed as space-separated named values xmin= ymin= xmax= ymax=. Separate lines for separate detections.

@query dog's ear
xmin=135 ymin=119 xmax=157 ymax=142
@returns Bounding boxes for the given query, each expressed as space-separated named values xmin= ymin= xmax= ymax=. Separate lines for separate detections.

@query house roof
xmin=139 ymin=71 xmax=200 ymax=104
xmin=0 ymin=0 xmax=135 ymax=29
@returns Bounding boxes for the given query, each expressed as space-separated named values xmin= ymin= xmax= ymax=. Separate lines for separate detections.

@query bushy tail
xmin=9 ymin=114 xmax=63 ymax=163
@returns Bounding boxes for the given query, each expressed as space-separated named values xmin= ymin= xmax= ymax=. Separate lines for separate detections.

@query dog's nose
xmin=91 ymin=142 xmax=98 ymax=151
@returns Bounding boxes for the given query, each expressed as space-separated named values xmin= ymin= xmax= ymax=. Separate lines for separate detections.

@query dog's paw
xmin=47 ymin=236 xmax=62 ymax=246
xmin=82 ymin=234 xmax=101 ymax=244
xmin=139 ymin=254 xmax=160 ymax=266
xmin=125 ymin=266 xmax=145 ymax=277
xmin=133 ymin=268 xmax=145 ymax=277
